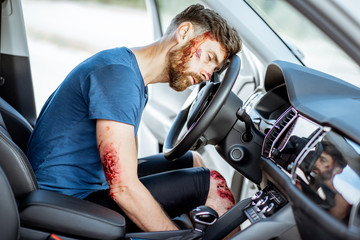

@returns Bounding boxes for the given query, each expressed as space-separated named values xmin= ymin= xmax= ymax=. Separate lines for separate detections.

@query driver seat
xmin=0 ymin=97 xmax=38 ymax=198
xmin=0 ymin=97 xmax=126 ymax=240
xmin=0 ymin=166 xmax=20 ymax=240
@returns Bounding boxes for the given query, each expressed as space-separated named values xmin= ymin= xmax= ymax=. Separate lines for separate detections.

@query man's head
xmin=164 ymin=4 xmax=242 ymax=91
xmin=314 ymin=151 xmax=335 ymax=180
xmin=313 ymin=142 xmax=346 ymax=180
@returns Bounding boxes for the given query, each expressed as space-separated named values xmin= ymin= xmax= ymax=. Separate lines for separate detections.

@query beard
xmin=167 ymin=41 xmax=203 ymax=92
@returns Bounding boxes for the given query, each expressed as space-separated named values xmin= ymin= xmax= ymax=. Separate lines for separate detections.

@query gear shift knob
xmin=190 ymin=205 xmax=218 ymax=233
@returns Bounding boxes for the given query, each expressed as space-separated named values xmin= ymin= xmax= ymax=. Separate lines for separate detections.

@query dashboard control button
xmin=230 ymin=146 xmax=244 ymax=161
xmin=251 ymin=190 xmax=265 ymax=205
xmin=256 ymin=196 xmax=269 ymax=210
xmin=263 ymin=202 xmax=276 ymax=217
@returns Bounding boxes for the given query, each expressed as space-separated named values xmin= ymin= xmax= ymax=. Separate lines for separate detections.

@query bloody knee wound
xmin=210 ymin=170 xmax=235 ymax=207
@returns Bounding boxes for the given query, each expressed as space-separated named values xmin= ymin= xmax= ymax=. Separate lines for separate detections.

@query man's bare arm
xmin=96 ymin=119 xmax=178 ymax=231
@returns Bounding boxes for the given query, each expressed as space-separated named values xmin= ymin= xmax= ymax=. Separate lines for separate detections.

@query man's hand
xmin=96 ymin=119 xmax=178 ymax=231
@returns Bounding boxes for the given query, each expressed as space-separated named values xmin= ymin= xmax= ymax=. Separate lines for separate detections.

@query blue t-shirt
xmin=27 ymin=47 xmax=148 ymax=198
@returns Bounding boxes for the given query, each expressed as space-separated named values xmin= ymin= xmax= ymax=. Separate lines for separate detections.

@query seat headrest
xmin=0 ymin=97 xmax=33 ymax=152
xmin=0 ymin=98 xmax=38 ymax=198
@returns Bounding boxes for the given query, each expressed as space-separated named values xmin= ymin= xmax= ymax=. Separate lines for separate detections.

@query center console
xmin=244 ymin=184 xmax=288 ymax=223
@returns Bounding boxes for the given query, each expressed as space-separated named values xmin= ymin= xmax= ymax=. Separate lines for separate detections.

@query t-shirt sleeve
xmin=86 ymin=64 xmax=142 ymax=126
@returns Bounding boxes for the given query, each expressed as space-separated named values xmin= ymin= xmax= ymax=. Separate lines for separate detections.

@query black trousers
xmin=84 ymin=152 xmax=210 ymax=232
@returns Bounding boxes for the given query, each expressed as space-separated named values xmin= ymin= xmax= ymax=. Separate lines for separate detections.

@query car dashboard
xmin=241 ymin=61 xmax=360 ymax=240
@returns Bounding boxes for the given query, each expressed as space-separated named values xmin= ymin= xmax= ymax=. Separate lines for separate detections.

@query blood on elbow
xmin=101 ymin=144 xmax=121 ymax=185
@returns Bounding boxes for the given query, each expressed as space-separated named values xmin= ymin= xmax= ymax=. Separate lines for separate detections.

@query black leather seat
xmin=0 ymin=97 xmax=33 ymax=153
xmin=0 ymin=97 xmax=200 ymax=240
xmin=0 ymin=167 xmax=20 ymax=240
xmin=0 ymin=97 xmax=126 ymax=240
xmin=0 ymin=99 xmax=38 ymax=199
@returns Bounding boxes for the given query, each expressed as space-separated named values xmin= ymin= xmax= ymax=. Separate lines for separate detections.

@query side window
xmin=23 ymin=0 xmax=151 ymax=114
xmin=245 ymin=0 xmax=360 ymax=88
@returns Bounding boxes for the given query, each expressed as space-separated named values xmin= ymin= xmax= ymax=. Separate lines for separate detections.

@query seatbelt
xmin=48 ymin=233 xmax=62 ymax=240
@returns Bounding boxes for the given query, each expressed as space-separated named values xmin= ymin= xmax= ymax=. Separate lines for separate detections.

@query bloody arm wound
xmin=96 ymin=119 xmax=178 ymax=231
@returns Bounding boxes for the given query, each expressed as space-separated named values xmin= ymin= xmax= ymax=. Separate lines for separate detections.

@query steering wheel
xmin=163 ymin=55 xmax=241 ymax=160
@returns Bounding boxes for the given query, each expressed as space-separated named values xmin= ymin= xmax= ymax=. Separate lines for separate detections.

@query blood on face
xmin=178 ymin=32 xmax=217 ymax=73
xmin=195 ymin=48 xmax=202 ymax=59
xmin=210 ymin=170 xmax=235 ymax=209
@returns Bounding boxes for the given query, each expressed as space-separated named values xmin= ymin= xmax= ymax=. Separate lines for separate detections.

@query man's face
xmin=313 ymin=152 xmax=335 ymax=180
xmin=168 ymin=32 xmax=227 ymax=91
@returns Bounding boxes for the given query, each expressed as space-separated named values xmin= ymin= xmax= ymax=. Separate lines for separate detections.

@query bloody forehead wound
xmin=178 ymin=32 xmax=226 ymax=74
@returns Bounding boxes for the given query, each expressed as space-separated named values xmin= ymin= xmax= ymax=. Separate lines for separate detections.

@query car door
xmin=0 ymin=0 xmax=36 ymax=125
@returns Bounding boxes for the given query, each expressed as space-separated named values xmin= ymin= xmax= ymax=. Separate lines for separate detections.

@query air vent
xmin=262 ymin=108 xmax=297 ymax=157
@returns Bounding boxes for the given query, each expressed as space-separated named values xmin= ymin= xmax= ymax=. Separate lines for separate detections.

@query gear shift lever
xmin=190 ymin=205 xmax=219 ymax=233
xmin=166 ymin=206 xmax=218 ymax=240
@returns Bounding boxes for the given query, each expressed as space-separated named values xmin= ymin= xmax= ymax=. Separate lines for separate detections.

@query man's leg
xmin=137 ymin=167 xmax=236 ymax=221
xmin=205 ymin=170 xmax=235 ymax=216
xmin=87 ymin=154 xmax=236 ymax=231
xmin=192 ymin=151 xmax=206 ymax=167
xmin=85 ymin=167 xmax=211 ymax=232
xmin=188 ymin=152 xmax=235 ymax=216
xmin=137 ymin=151 xmax=200 ymax=177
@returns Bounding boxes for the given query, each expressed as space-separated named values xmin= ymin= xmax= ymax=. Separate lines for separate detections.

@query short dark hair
xmin=322 ymin=141 xmax=347 ymax=168
xmin=165 ymin=4 xmax=242 ymax=59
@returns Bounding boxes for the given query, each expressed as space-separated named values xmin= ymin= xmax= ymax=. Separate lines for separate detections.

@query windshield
xmin=245 ymin=0 xmax=360 ymax=88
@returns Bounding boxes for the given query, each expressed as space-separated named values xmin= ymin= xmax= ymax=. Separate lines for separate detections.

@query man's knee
xmin=205 ymin=170 xmax=235 ymax=216
xmin=192 ymin=151 xmax=205 ymax=167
